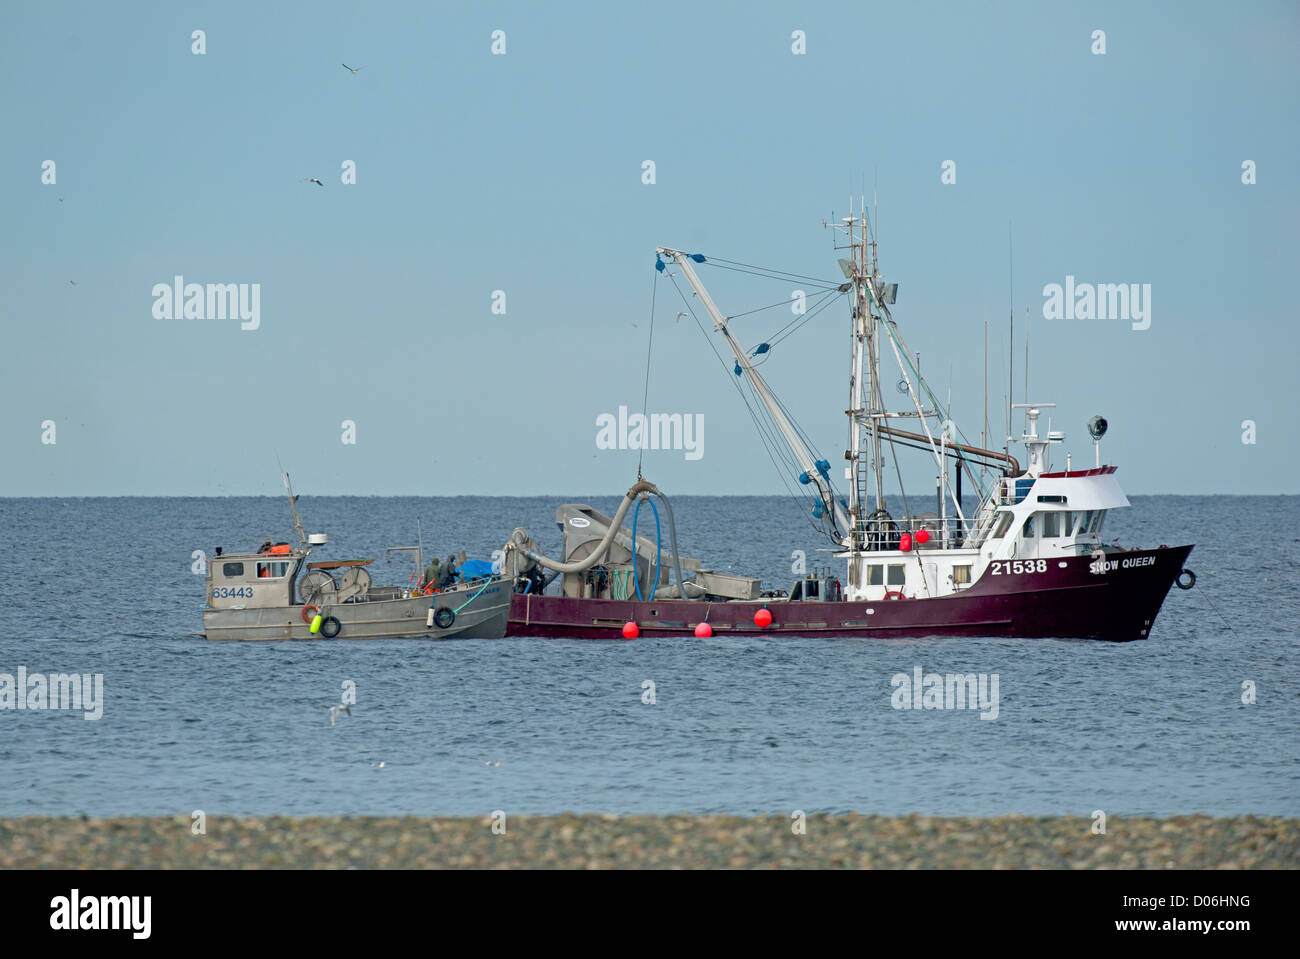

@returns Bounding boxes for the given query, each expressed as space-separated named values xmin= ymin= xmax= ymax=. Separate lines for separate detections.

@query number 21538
xmin=990 ymin=559 xmax=1047 ymax=575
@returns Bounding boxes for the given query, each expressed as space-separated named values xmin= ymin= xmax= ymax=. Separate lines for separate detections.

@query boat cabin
xmin=206 ymin=546 xmax=305 ymax=610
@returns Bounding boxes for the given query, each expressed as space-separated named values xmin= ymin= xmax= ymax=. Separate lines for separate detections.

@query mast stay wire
xmin=637 ymin=271 xmax=659 ymax=479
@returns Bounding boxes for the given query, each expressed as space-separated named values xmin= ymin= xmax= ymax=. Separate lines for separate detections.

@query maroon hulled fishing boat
xmin=499 ymin=212 xmax=1195 ymax=641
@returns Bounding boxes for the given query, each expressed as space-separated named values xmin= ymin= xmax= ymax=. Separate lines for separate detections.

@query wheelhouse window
xmin=1041 ymin=511 xmax=1061 ymax=537
xmin=867 ymin=565 xmax=884 ymax=586
xmin=1090 ymin=511 xmax=1106 ymax=535
xmin=1022 ymin=514 xmax=1035 ymax=538
xmin=256 ymin=561 xmax=292 ymax=579
xmin=886 ymin=564 xmax=905 ymax=586
xmin=222 ymin=562 xmax=245 ymax=577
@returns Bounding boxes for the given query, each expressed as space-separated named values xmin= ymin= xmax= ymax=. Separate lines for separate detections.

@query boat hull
xmin=506 ymin=546 xmax=1194 ymax=642
xmin=202 ymin=581 xmax=510 ymax=641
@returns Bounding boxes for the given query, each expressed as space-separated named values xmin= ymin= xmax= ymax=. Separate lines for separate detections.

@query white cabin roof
xmin=1024 ymin=467 xmax=1129 ymax=511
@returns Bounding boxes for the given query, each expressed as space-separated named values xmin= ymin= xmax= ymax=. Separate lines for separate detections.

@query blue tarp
xmin=458 ymin=559 xmax=497 ymax=581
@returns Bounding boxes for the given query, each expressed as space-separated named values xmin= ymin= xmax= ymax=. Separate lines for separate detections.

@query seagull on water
xmin=484 ymin=760 xmax=501 ymax=767
xmin=304 ymin=178 xmax=324 ymax=187
xmin=329 ymin=704 xmax=352 ymax=726
xmin=341 ymin=63 xmax=364 ymax=74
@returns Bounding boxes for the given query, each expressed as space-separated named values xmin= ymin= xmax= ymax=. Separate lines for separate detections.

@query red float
xmin=694 ymin=622 xmax=713 ymax=638
xmin=915 ymin=528 xmax=930 ymax=544
xmin=754 ymin=608 xmax=773 ymax=628
xmin=622 ymin=621 xmax=639 ymax=639
xmin=899 ymin=532 xmax=913 ymax=552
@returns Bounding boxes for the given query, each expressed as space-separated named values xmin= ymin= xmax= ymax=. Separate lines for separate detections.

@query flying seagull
xmin=69 ymin=280 xmax=78 ymax=286
xmin=328 ymin=704 xmax=352 ymax=726
xmin=341 ymin=63 xmax=364 ymax=74
xmin=304 ymin=178 xmax=324 ymax=187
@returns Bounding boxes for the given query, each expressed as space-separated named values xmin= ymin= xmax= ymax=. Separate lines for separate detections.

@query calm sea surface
xmin=0 ymin=494 xmax=1295 ymax=818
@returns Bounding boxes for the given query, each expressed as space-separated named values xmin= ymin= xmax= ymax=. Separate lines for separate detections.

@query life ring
xmin=319 ymin=615 xmax=342 ymax=638
xmin=301 ymin=604 xmax=320 ymax=624
xmin=433 ymin=606 xmax=455 ymax=629
xmin=884 ymin=590 xmax=906 ymax=601
xmin=1176 ymin=569 xmax=1196 ymax=590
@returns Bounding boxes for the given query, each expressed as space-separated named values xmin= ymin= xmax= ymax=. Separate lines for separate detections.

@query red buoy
xmin=899 ymin=532 xmax=913 ymax=552
xmin=915 ymin=528 xmax=930 ymax=544
xmin=754 ymin=608 xmax=773 ymax=628
xmin=694 ymin=622 xmax=713 ymax=638
xmin=622 ymin=621 xmax=639 ymax=639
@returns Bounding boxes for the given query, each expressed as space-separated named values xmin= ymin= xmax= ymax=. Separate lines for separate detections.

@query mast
xmin=831 ymin=210 xmax=886 ymax=550
xmin=282 ymin=472 xmax=306 ymax=546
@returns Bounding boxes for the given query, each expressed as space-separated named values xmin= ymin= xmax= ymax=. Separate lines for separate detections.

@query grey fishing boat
xmin=199 ymin=474 xmax=510 ymax=641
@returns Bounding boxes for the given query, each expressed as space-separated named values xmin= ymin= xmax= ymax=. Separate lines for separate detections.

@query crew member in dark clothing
xmin=436 ymin=554 xmax=458 ymax=589
xmin=421 ymin=557 xmax=441 ymax=591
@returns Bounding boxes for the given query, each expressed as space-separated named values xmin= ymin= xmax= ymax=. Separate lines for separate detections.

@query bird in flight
xmin=328 ymin=704 xmax=352 ymax=726
xmin=303 ymin=178 xmax=324 ymax=187
xmin=341 ymin=63 xmax=364 ymax=74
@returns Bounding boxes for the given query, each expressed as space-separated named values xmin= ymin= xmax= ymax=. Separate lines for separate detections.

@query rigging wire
xmin=702 ymin=256 xmax=844 ymax=288
xmin=725 ymin=293 xmax=822 ymax=322
xmin=666 ymin=274 xmax=832 ymax=542
xmin=766 ymin=288 xmax=846 ymax=350
xmin=637 ymin=271 xmax=658 ymax=479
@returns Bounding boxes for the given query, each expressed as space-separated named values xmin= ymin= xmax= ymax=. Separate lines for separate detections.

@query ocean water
xmin=0 ymin=494 xmax=1295 ymax=818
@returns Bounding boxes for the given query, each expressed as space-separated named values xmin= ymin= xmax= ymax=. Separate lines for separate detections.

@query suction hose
xmin=502 ymin=479 xmax=686 ymax=598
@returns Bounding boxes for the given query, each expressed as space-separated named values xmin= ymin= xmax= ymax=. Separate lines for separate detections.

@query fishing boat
xmin=499 ymin=211 xmax=1195 ymax=641
xmin=200 ymin=475 xmax=510 ymax=640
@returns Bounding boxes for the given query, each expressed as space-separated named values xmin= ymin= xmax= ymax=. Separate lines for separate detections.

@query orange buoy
xmin=754 ymin=608 xmax=772 ymax=628
xmin=622 ymin=621 xmax=639 ymax=639
xmin=915 ymin=528 xmax=930 ymax=544
xmin=694 ymin=622 xmax=713 ymax=638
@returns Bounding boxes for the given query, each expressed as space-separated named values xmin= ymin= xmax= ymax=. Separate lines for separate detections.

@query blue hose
xmin=630 ymin=498 xmax=663 ymax=602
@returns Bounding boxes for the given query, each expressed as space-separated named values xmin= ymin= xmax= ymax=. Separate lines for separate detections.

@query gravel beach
xmin=2 ymin=814 xmax=1295 ymax=869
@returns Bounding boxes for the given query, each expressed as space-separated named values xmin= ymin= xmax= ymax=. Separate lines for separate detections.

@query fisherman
xmin=421 ymin=557 xmax=441 ymax=591
xmin=436 ymin=554 xmax=458 ymax=589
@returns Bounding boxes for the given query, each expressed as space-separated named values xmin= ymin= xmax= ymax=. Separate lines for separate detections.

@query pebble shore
xmin=2 ymin=814 xmax=1296 ymax=869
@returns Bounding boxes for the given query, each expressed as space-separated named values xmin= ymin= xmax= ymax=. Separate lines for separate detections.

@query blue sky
xmin=2 ymin=0 xmax=1296 ymax=496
